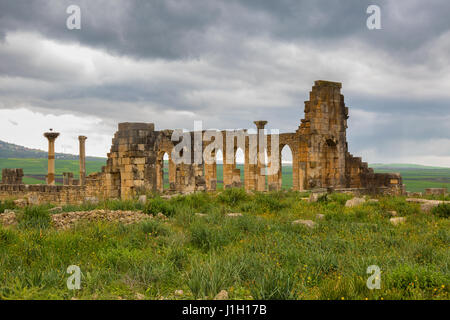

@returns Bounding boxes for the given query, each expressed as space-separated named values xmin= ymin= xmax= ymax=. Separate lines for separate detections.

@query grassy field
xmin=0 ymin=159 xmax=105 ymax=184
xmin=371 ymin=164 xmax=450 ymax=193
xmin=0 ymin=158 xmax=449 ymax=192
xmin=0 ymin=190 xmax=449 ymax=300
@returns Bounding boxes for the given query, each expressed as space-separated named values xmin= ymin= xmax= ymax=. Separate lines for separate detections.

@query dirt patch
xmin=0 ymin=210 xmax=152 ymax=229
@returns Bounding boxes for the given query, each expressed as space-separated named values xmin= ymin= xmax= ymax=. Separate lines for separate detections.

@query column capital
xmin=253 ymin=120 xmax=268 ymax=129
xmin=78 ymin=135 xmax=87 ymax=142
xmin=44 ymin=132 xmax=60 ymax=141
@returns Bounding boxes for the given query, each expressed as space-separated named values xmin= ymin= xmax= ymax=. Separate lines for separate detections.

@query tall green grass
xmin=0 ymin=192 xmax=448 ymax=300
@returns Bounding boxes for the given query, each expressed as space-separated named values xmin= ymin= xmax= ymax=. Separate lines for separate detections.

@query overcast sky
xmin=0 ymin=0 xmax=449 ymax=166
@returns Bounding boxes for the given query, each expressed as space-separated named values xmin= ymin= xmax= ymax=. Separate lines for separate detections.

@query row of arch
xmin=156 ymin=145 xmax=294 ymax=191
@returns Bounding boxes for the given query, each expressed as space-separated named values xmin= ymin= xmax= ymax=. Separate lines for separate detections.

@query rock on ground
xmin=390 ymin=217 xmax=406 ymax=226
xmin=13 ymin=199 xmax=27 ymax=208
xmin=226 ymin=213 xmax=243 ymax=217
xmin=420 ymin=201 xmax=445 ymax=213
xmin=292 ymin=219 xmax=316 ymax=228
xmin=345 ymin=197 xmax=366 ymax=207
xmin=138 ymin=195 xmax=147 ymax=204
xmin=195 ymin=213 xmax=207 ymax=217
xmin=135 ymin=293 xmax=146 ymax=300
xmin=174 ymin=290 xmax=184 ymax=296
xmin=0 ymin=212 xmax=17 ymax=226
xmin=406 ymin=198 xmax=450 ymax=213
xmin=309 ymin=192 xmax=327 ymax=202
xmin=388 ymin=210 xmax=397 ymax=217
xmin=316 ymin=214 xmax=325 ymax=220
xmin=156 ymin=212 xmax=168 ymax=220
xmin=214 ymin=290 xmax=229 ymax=300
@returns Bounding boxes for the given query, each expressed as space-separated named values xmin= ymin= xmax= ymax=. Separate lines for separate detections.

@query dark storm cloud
xmin=1 ymin=0 xmax=449 ymax=60
xmin=0 ymin=0 xmax=449 ymax=164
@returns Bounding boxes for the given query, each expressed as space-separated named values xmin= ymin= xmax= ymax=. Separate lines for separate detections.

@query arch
xmin=233 ymin=147 xmax=245 ymax=188
xmin=216 ymin=149 xmax=224 ymax=190
xmin=280 ymin=144 xmax=293 ymax=190
xmin=156 ymin=150 xmax=174 ymax=192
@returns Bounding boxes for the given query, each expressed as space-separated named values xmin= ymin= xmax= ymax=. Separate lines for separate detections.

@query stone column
xmin=78 ymin=136 xmax=87 ymax=186
xmin=44 ymin=131 xmax=60 ymax=185
xmin=254 ymin=120 xmax=267 ymax=191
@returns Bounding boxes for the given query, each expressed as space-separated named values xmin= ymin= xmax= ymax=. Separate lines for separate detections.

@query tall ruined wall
xmin=296 ymin=81 xmax=349 ymax=189
xmin=96 ymin=81 xmax=403 ymax=197
xmin=100 ymin=123 xmax=207 ymax=199
xmin=294 ymin=80 xmax=403 ymax=193
xmin=101 ymin=122 xmax=157 ymax=199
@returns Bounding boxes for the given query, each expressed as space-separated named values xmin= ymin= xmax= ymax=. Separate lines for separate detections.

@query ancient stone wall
xmin=1 ymin=169 xmax=24 ymax=185
xmin=0 ymin=80 xmax=405 ymax=202
xmin=0 ymin=184 xmax=103 ymax=205
xmin=92 ymin=80 xmax=404 ymax=198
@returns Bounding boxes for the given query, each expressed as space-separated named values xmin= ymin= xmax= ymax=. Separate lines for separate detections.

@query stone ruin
xmin=0 ymin=81 xmax=405 ymax=205
xmin=425 ymin=188 xmax=448 ymax=196
xmin=1 ymin=169 xmax=23 ymax=185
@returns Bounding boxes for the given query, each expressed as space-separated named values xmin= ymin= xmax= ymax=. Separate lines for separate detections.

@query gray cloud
xmin=2 ymin=0 xmax=450 ymax=60
xmin=0 ymin=0 xmax=449 ymax=165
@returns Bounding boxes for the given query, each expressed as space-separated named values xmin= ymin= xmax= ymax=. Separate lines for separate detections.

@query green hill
xmin=369 ymin=163 xmax=449 ymax=170
xmin=369 ymin=164 xmax=450 ymax=192
xmin=0 ymin=158 xmax=105 ymax=185
xmin=0 ymin=139 xmax=105 ymax=161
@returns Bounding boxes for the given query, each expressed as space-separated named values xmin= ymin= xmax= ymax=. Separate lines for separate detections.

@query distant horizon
xmin=2 ymin=136 xmax=450 ymax=169
xmin=2 ymin=137 xmax=450 ymax=169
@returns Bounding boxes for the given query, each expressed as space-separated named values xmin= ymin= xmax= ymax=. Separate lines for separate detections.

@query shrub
xmin=189 ymin=222 xmax=216 ymax=250
xmin=18 ymin=206 xmax=51 ymax=229
xmin=187 ymin=256 xmax=243 ymax=299
xmin=171 ymin=192 xmax=212 ymax=211
xmin=189 ymin=221 xmax=237 ymax=251
xmin=254 ymin=193 xmax=286 ymax=212
xmin=141 ymin=220 xmax=169 ymax=237
xmin=168 ymin=245 xmax=188 ymax=270
xmin=218 ymin=188 xmax=248 ymax=206
xmin=0 ymin=200 xmax=16 ymax=213
xmin=102 ymin=199 xmax=143 ymax=211
xmin=0 ymin=226 xmax=18 ymax=245
xmin=250 ymin=267 xmax=297 ymax=300
xmin=327 ymin=193 xmax=353 ymax=206
xmin=388 ymin=264 xmax=448 ymax=291
xmin=143 ymin=198 xmax=175 ymax=216
xmin=431 ymin=203 xmax=450 ymax=218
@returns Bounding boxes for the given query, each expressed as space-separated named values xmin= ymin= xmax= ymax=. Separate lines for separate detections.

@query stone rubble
xmin=406 ymin=198 xmax=450 ymax=213
xmin=214 ymin=290 xmax=229 ymax=300
xmin=390 ymin=217 xmax=406 ymax=226
xmin=292 ymin=219 xmax=316 ymax=228
xmin=0 ymin=210 xmax=152 ymax=229
xmin=226 ymin=213 xmax=243 ymax=217
xmin=345 ymin=197 xmax=366 ymax=207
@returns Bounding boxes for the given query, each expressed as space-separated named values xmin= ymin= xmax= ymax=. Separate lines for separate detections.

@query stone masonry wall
xmin=0 ymin=80 xmax=405 ymax=203
xmin=0 ymin=184 xmax=104 ymax=205
xmin=1 ymin=169 xmax=24 ymax=185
